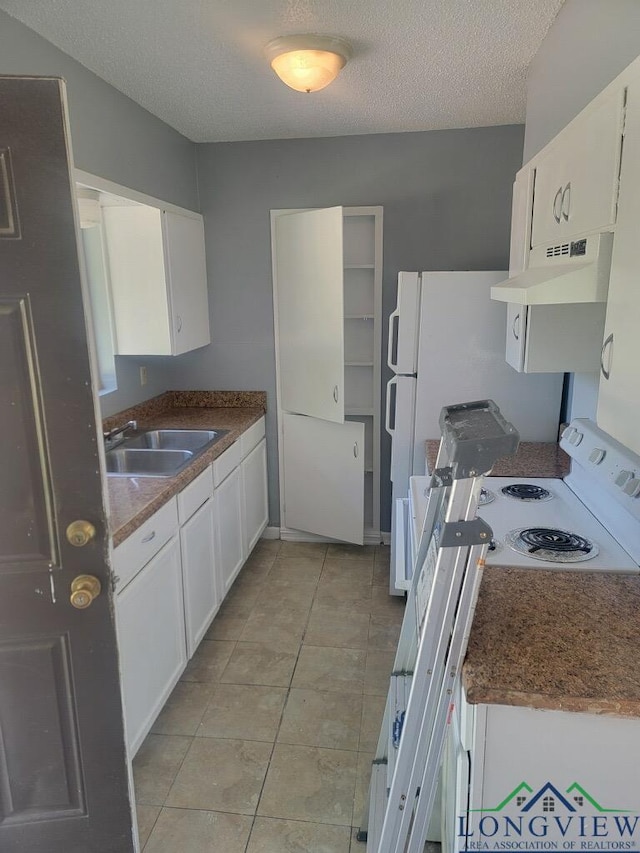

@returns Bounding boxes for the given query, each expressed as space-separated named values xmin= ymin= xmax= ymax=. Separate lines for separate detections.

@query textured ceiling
xmin=0 ymin=0 xmax=565 ymax=143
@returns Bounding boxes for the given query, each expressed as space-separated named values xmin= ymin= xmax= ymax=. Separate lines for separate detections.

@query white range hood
xmin=491 ymin=232 xmax=613 ymax=305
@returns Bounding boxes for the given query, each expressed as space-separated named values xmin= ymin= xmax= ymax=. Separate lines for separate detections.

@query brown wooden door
xmin=0 ymin=77 xmax=134 ymax=852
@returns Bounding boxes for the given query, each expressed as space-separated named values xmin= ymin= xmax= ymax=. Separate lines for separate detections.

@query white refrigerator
xmin=386 ymin=271 xmax=564 ymax=593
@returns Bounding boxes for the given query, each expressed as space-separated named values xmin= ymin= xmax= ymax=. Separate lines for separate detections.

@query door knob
xmin=66 ymin=520 xmax=96 ymax=547
xmin=70 ymin=575 xmax=102 ymax=609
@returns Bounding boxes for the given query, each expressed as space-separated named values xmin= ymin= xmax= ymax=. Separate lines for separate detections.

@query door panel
xmin=274 ymin=207 xmax=345 ymax=423
xmin=283 ymin=413 xmax=364 ymax=544
xmin=0 ymin=634 xmax=83 ymax=823
xmin=0 ymin=297 xmax=55 ymax=567
xmin=0 ymin=77 xmax=133 ymax=852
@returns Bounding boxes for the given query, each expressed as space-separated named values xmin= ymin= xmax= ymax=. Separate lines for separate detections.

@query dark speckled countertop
xmin=425 ymin=439 xmax=570 ymax=478
xmin=426 ymin=438 xmax=640 ymax=717
xmin=105 ymin=391 xmax=266 ymax=547
xmin=464 ymin=568 xmax=640 ymax=717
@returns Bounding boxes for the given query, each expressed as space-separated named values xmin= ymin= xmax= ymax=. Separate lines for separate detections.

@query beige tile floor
xmin=133 ymin=541 xmax=405 ymax=853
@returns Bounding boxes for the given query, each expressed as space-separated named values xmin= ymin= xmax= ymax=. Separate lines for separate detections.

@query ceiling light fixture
xmin=265 ymin=34 xmax=352 ymax=93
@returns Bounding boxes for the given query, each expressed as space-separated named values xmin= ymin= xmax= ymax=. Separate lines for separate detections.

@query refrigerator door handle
xmin=385 ymin=376 xmax=397 ymax=437
xmin=387 ymin=307 xmax=400 ymax=371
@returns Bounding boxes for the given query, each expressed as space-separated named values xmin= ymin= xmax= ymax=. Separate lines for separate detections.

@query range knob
xmin=615 ymin=469 xmax=633 ymax=488
xmin=568 ymin=430 xmax=583 ymax=446
xmin=623 ymin=477 xmax=640 ymax=498
xmin=561 ymin=426 xmax=575 ymax=440
xmin=588 ymin=448 xmax=606 ymax=465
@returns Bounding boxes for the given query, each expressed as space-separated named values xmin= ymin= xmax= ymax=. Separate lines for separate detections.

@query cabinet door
xmin=116 ymin=538 xmax=186 ymax=755
xmin=215 ymin=467 xmax=245 ymax=596
xmin=103 ymin=204 xmax=172 ymax=355
xmin=597 ymin=82 xmax=640 ymax=456
xmin=273 ymin=207 xmax=345 ymax=423
xmin=531 ymin=89 xmax=624 ymax=248
xmin=282 ymin=412 xmax=365 ymax=544
xmin=509 ymin=169 xmax=533 ymax=276
xmin=241 ymin=438 xmax=268 ymax=556
xmin=163 ymin=211 xmax=210 ymax=355
xmin=505 ymin=303 xmax=527 ymax=371
xmin=180 ymin=498 xmax=219 ymax=658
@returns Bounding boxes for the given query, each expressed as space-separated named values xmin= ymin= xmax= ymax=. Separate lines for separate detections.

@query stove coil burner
xmin=506 ymin=527 xmax=599 ymax=563
xmin=501 ymin=483 xmax=552 ymax=502
xmin=478 ymin=488 xmax=496 ymax=506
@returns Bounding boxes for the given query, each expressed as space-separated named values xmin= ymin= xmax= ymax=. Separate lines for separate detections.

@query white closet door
xmin=283 ymin=413 xmax=364 ymax=544
xmin=274 ymin=207 xmax=345 ymax=423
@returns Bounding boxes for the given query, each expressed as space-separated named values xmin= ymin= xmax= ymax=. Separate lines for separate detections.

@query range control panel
xmin=561 ymin=419 xmax=640 ymax=555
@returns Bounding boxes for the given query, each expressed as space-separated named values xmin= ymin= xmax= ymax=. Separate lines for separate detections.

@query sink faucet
xmin=103 ymin=420 xmax=137 ymax=449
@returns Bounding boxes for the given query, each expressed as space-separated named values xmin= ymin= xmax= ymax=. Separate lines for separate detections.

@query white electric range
xmin=409 ymin=417 xmax=640 ymax=576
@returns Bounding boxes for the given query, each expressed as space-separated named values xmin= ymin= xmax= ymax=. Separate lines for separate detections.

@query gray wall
xmin=0 ymin=10 xmax=200 ymax=417
xmin=524 ymin=0 xmax=640 ymax=161
xmin=163 ymin=126 xmax=525 ymax=529
xmin=524 ymin=0 xmax=640 ymax=422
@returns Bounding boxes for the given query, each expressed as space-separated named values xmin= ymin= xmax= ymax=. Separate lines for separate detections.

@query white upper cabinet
xmin=273 ymin=207 xmax=345 ymax=423
xmin=530 ymin=89 xmax=625 ymax=248
xmin=163 ymin=211 xmax=210 ymax=355
xmin=103 ymin=204 xmax=210 ymax=356
xmin=508 ymin=169 xmax=534 ymax=276
xmin=597 ymin=80 xmax=640 ymax=457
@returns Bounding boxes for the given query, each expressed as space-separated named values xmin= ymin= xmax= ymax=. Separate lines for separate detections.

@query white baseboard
xmin=277 ymin=527 xmax=389 ymax=546
xmin=260 ymin=526 xmax=281 ymax=540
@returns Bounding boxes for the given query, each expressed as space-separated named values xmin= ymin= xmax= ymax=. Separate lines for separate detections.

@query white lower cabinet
xmin=113 ymin=416 xmax=268 ymax=756
xmin=180 ymin=497 xmax=218 ymax=658
xmin=241 ymin=437 xmax=268 ymax=555
xmin=215 ymin=465 xmax=245 ymax=596
xmin=116 ymin=534 xmax=186 ymax=756
xmin=443 ymin=691 xmax=640 ymax=853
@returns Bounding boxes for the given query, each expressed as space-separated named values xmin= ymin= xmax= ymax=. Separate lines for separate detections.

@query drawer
xmin=112 ymin=498 xmax=179 ymax=592
xmin=177 ymin=465 xmax=213 ymax=524
xmin=212 ymin=440 xmax=242 ymax=487
xmin=240 ymin=416 xmax=265 ymax=458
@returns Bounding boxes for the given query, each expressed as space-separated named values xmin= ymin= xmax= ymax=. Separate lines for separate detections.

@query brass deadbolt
xmin=66 ymin=520 xmax=96 ymax=547
xmin=70 ymin=575 xmax=101 ymax=609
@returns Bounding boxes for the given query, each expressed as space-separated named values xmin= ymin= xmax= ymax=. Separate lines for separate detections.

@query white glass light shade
xmin=265 ymin=35 xmax=351 ymax=93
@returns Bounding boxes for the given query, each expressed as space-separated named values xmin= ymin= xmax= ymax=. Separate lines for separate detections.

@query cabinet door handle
xmin=333 ymin=385 xmax=339 ymax=403
xmin=353 ymin=442 xmax=359 ymax=458
xmin=561 ymin=182 xmax=571 ymax=222
xmin=600 ymin=333 xmax=614 ymax=380
xmin=141 ymin=530 xmax=156 ymax=544
xmin=512 ymin=312 xmax=520 ymax=341
xmin=176 ymin=315 xmax=182 ymax=333
xmin=553 ymin=187 xmax=563 ymax=223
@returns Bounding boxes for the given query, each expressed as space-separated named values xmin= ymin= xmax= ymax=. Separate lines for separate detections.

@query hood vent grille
xmin=546 ymin=243 xmax=570 ymax=258
xmin=491 ymin=232 xmax=613 ymax=305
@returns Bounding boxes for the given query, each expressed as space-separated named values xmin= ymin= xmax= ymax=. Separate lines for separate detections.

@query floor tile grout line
xmin=137 ymin=542 xmax=396 ymax=849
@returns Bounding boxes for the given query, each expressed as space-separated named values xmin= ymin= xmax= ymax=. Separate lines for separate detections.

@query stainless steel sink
xmin=105 ymin=428 xmax=230 ymax=477
xmin=105 ymin=448 xmax=194 ymax=477
xmin=124 ymin=429 xmax=228 ymax=452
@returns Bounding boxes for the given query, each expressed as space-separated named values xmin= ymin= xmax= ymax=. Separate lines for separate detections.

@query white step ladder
xmin=359 ymin=400 xmax=519 ymax=853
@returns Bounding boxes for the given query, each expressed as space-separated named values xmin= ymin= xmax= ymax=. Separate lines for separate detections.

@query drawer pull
xmin=141 ymin=530 xmax=157 ymax=544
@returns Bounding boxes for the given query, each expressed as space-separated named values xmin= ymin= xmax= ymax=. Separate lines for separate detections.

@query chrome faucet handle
xmin=103 ymin=420 xmax=138 ymax=444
